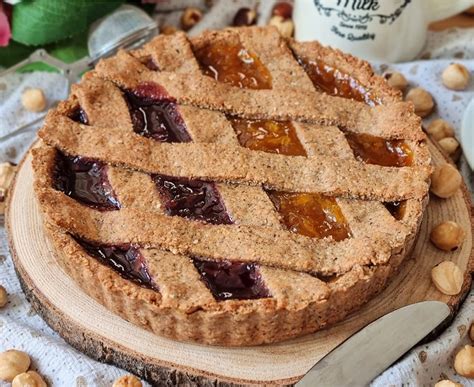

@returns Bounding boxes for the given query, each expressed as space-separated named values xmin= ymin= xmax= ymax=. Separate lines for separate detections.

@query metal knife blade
xmin=296 ymin=301 xmax=450 ymax=387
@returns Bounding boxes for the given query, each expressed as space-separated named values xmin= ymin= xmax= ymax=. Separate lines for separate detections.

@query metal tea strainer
xmin=0 ymin=4 xmax=158 ymax=144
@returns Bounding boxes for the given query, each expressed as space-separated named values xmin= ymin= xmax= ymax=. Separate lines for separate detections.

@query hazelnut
xmin=438 ymin=137 xmax=461 ymax=161
xmin=160 ymin=25 xmax=178 ymax=35
xmin=0 ymin=284 xmax=7 ymax=308
xmin=113 ymin=374 xmax=142 ymax=387
xmin=21 ymin=88 xmax=47 ymax=113
xmin=384 ymin=72 xmax=408 ymax=92
xmin=12 ymin=371 xmax=47 ymax=387
xmin=233 ymin=8 xmax=257 ymax=26
xmin=454 ymin=345 xmax=474 ymax=378
xmin=405 ymin=87 xmax=434 ymax=117
xmin=430 ymin=163 xmax=462 ymax=199
xmin=0 ymin=162 xmax=17 ymax=215
xmin=442 ymin=63 xmax=471 ymax=91
xmin=426 ymin=119 xmax=455 ymax=141
xmin=0 ymin=350 xmax=31 ymax=382
xmin=430 ymin=221 xmax=465 ymax=251
xmin=268 ymin=15 xmax=294 ymax=38
xmin=180 ymin=7 xmax=202 ymax=31
xmin=272 ymin=2 xmax=293 ymax=19
xmin=434 ymin=381 xmax=463 ymax=387
xmin=431 ymin=261 xmax=463 ymax=296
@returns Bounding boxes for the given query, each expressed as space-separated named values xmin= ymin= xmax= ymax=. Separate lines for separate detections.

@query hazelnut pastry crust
xmin=33 ymin=26 xmax=431 ymax=346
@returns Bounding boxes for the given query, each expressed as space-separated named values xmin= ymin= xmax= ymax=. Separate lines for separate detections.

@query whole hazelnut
xmin=430 ymin=221 xmax=465 ymax=251
xmin=0 ymin=284 xmax=7 ymax=308
xmin=405 ymin=87 xmax=434 ymax=117
xmin=384 ymin=72 xmax=408 ymax=92
xmin=438 ymin=137 xmax=461 ymax=161
xmin=233 ymin=8 xmax=257 ymax=27
xmin=434 ymin=381 xmax=463 ymax=387
xmin=113 ymin=374 xmax=142 ymax=387
xmin=454 ymin=345 xmax=474 ymax=378
xmin=0 ymin=350 xmax=31 ymax=382
xmin=160 ymin=25 xmax=178 ymax=35
xmin=12 ymin=371 xmax=47 ymax=387
xmin=269 ymin=15 xmax=294 ymax=38
xmin=430 ymin=163 xmax=462 ymax=199
xmin=442 ymin=63 xmax=471 ymax=91
xmin=431 ymin=261 xmax=463 ymax=296
xmin=21 ymin=88 xmax=47 ymax=113
xmin=180 ymin=7 xmax=202 ymax=31
xmin=272 ymin=2 xmax=293 ymax=19
xmin=426 ymin=119 xmax=455 ymax=141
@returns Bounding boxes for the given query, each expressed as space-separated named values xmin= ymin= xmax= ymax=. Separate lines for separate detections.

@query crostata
xmin=32 ymin=26 xmax=431 ymax=346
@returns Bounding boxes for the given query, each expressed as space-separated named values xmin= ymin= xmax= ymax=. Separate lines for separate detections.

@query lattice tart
xmin=32 ymin=26 xmax=431 ymax=346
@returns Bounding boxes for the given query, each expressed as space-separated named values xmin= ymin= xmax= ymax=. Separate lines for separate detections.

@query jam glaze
xmin=193 ymin=258 xmax=270 ymax=301
xmin=73 ymin=236 xmax=157 ymax=290
xmin=125 ymin=84 xmax=192 ymax=143
xmin=53 ymin=151 xmax=121 ymax=211
xmin=384 ymin=201 xmax=406 ymax=221
xmin=152 ymin=174 xmax=233 ymax=225
xmin=296 ymin=54 xmax=413 ymax=221
xmin=345 ymin=133 xmax=413 ymax=167
xmin=297 ymin=56 xmax=378 ymax=106
xmin=126 ymin=83 xmax=269 ymax=300
xmin=193 ymin=40 xmax=272 ymax=89
xmin=229 ymin=117 xmax=351 ymax=241
xmin=69 ymin=107 xmax=89 ymax=125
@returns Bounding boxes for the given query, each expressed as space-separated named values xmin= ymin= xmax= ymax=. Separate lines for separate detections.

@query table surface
xmin=430 ymin=12 xmax=474 ymax=30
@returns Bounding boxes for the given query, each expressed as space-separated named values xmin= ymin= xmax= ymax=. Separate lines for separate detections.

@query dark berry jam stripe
xmin=193 ymin=258 xmax=270 ymax=301
xmin=152 ymin=174 xmax=233 ymax=225
xmin=69 ymin=107 xmax=89 ymax=125
xmin=73 ymin=236 xmax=157 ymax=290
xmin=124 ymin=86 xmax=191 ymax=143
xmin=53 ymin=151 xmax=121 ymax=211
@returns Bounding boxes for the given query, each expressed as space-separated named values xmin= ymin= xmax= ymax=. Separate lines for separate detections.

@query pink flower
xmin=0 ymin=1 xmax=12 ymax=47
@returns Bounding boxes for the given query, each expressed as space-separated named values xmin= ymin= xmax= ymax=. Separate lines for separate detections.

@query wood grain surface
xmin=6 ymin=140 xmax=474 ymax=386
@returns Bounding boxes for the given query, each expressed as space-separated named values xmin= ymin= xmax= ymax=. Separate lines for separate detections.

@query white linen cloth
xmin=0 ymin=6 xmax=473 ymax=386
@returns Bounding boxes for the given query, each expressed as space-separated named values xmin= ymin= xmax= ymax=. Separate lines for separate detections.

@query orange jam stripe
xmin=193 ymin=40 xmax=272 ymax=89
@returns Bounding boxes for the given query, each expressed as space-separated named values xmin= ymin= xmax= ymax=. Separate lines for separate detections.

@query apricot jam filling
xmin=229 ymin=118 xmax=307 ymax=156
xmin=297 ymin=56 xmax=377 ymax=106
xmin=267 ymin=192 xmax=350 ymax=240
xmin=383 ymin=201 xmax=406 ymax=221
xmin=229 ymin=117 xmax=350 ymax=240
xmin=296 ymin=56 xmax=413 ymax=168
xmin=193 ymin=40 xmax=272 ymax=89
xmin=345 ymin=133 xmax=413 ymax=167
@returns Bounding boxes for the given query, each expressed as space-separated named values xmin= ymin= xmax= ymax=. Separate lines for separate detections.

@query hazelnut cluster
xmin=0 ymin=350 xmax=46 ymax=385
xmin=427 ymin=119 xmax=461 ymax=162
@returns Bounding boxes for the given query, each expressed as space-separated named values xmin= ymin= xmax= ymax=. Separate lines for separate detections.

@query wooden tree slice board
xmin=6 ymin=141 xmax=474 ymax=386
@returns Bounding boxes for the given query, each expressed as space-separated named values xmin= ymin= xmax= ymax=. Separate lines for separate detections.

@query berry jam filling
xmin=73 ymin=236 xmax=157 ymax=290
xmin=53 ymin=151 xmax=121 ymax=211
xmin=267 ymin=192 xmax=350 ymax=240
xmin=152 ymin=174 xmax=233 ymax=225
xmin=193 ymin=40 xmax=272 ymax=89
xmin=124 ymin=88 xmax=191 ymax=143
xmin=296 ymin=56 xmax=378 ymax=106
xmin=69 ymin=107 xmax=89 ymax=125
xmin=229 ymin=117 xmax=307 ymax=156
xmin=345 ymin=133 xmax=413 ymax=167
xmin=193 ymin=258 xmax=270 ymax=300
xmin=384 ymin=201 xmax=406 ymax=221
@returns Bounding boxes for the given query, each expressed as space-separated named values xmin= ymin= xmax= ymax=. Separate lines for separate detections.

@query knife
xmin=296 ymin=301 xmax=451 ymax=386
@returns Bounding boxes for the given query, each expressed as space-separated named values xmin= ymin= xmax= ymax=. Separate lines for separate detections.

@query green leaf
xmin=12 ymin=0 xmax=124 ymax=46
xmin=0 ymin=41 xmax=36 ymax=67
